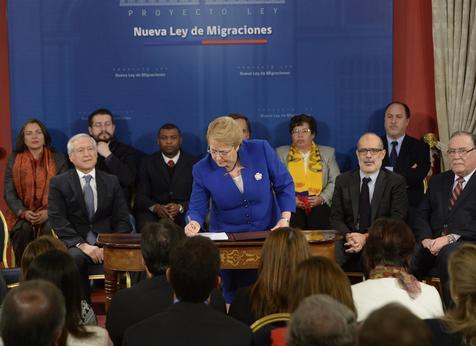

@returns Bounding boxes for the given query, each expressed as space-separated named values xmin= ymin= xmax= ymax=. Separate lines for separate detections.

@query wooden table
xmin=97 ymin=230 xmax=338 ymax=310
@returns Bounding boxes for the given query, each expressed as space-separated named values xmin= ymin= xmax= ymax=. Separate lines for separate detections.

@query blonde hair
xmin=444 ymin=243 xmax=476 ymax=345
xmin=206 ymin=116 xmax=243 ymax=148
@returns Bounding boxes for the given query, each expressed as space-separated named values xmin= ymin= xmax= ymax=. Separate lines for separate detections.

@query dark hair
xmin=14 ymin=119 xmax=53 ymax=153
xmin=0 ymin=279 xmax=65 ymax=346
xmin=227 ymin=113 xmax=251 ymax=136
xmin=449 ymin=131 xmax=476 ymax=147
xmin=169 ymin=236 xmax=220 ymax=302
xmin=289 ymin=114 xmax=317 ymax=135
xmin=24 ymin=250 xmax=91 ymax=341
xmin=384 ymin=101 xmax=411 ymax=118
xmin=88 ymin=108 xmax=114 ymax=127
xmin=358 ymin=303 xmax=432 ymax=346
xmin=21 ymin=235 xmax=67 ymax=280
xmin=363 ymin=218 xmax=415 ymax=272
xmin=157 ymin=123 xmax=181 ymax=137
xmin=141 ymin=220 xmax=186 ymax=276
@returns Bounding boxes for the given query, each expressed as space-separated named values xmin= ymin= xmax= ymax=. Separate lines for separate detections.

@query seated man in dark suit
xmin=330 ymin=132 xmax=407 ymax=271
xmin=381 ymin=101 xmax=430 ymax=223
xmin=412 ymin=131 xmax=476 ymax=307
xmin=122 ymin=236 xmax=253 ymax=346
xmin=135 ymin=123 xmax=197 ymax=231
xmin=48 ymin=133 xmax=131 ymax=300
xmin=106 ymin=219 xmax=225 ymax=346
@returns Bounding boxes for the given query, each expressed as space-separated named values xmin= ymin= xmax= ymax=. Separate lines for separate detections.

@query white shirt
xmin=162 ymin=151 xmax=181 ymax=166
xmin=385 ymin=135 xmax=405 ymax=171
xmin=76 ymin=168 xmax=97 ymax=213
xmin=359 ymin=170 xmax=380 ymax=202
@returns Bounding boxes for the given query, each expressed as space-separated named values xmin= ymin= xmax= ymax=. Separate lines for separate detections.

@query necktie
xmin=449 ymin=176 xmax=465 ymax=209
xmin=167 ymin=160 xmax=175 ymax=168
xmin=359 ymin=177 xmax=372 ymax=231
xmin=388 ymin=141 xmax=398 ymax=167
xmin=83 ymin=175 xmax=97 ymax=245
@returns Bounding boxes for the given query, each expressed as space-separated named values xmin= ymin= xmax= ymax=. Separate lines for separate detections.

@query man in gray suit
xmin=330 ymin=133 xmax=407 ymax=271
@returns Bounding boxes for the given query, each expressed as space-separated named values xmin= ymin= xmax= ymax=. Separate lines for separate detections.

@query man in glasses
xmin=412 ymin=131 xmax=476 ymax=307
xmin=88 ymin=108 xmax=137 ymax=207
xmin=330 ymin=132 xmax=407 ymax=271
xmin=135 ymin=123 xmax=197 ymax=231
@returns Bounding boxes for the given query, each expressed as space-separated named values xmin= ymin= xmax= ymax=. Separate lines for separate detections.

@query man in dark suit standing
xmin=135 ymin=123 xmax=197 ymax=231
xmin=412 ymin=131 xmax=476 ymax=306
xmin=330 ymin=133 xmax=407 ymax=270
xmin=122 ymin=235 xmax=253 ymax=346
xmin=48 ymin=133 xmax=131 ymax=300
xmin=88 ymin=108 xmax=137 ymax=207
xmin=381 ymin=101 xmax=430 ymax=222
xmin=106 ymin=219 xmax=225 ymax=346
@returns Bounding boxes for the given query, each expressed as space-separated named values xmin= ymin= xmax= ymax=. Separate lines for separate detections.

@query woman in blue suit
xmin=185 ymin=116 xmax=295 ymax=302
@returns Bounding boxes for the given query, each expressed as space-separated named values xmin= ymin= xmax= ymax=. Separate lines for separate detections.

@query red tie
xmin=167 ymin=160 xmax=175 ymax=168
xmin=449 ymin=176 xmax=465 ymax=209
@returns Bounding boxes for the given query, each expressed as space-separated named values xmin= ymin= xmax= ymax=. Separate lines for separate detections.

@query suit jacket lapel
xmin=371 ymin=170 xmax=386 ymax=221
xmin=395 ymin=136 xmax=409 ymax=170
xmin=94 ymin=171 xmax=106 ymax=220
xmin=350 ymin=170 xmax=360 ymax=226
xmin=449 ymin=172 xmax=476 ymax=215
xmin=154 ymin=153 xmax=171 ymax=185
xmin=69 ymin=170 xmax=89 ymax=219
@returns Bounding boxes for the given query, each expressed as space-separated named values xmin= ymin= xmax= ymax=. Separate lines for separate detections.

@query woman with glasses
xmin=276 ymin=114 xmax=340 ymax=230
xmin=185 ymin=116 xmax=295 ymax=302
xmin=4 ymin=119 xmax=67 ymax=263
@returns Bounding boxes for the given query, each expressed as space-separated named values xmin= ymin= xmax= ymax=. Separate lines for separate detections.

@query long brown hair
xmin=444 ymin=243 xmax=476 ymax=345
xmin=249 ymin=227 xmax=311 ymax=318
xmin=289 ymin=256 xmax=356 ymax=313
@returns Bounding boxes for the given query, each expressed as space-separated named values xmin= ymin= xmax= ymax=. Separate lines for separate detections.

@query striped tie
xmin=449 ymin=176 xmax=465 ymax=209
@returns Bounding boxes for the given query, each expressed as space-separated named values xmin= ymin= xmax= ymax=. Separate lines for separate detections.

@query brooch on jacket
xmin=254 ymin=172 xmax=262 ymax=181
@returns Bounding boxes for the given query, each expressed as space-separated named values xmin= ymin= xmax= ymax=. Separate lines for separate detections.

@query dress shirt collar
xmin=162 ymin=151 xmax=181 ymax=165
xmin=386 ymin=134 xmax=405 ymax=153
xmin=76 ymin=168 xmax=96 ymax=181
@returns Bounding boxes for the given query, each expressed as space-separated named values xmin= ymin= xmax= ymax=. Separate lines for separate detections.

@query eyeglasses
xmin=92 ymin=121 xmax=113 ymax=129
xmin=357 ymin=148 xmax=383 ymax=155
xmin=447 ymin=147 xmax=475 ymax=157
xmin=291 ymin=128 xmax=312 ymax=135
xmin=207 ymin=147 xmax=234 ymax=157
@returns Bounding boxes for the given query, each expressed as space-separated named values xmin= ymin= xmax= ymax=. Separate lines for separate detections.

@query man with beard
xmin=330 ymin=133 xmax=407 ymax=271
xmin=88 ymin=108 xmax=137 ymax=206
xmin=135 ymin=124 xmax=197 ymax=231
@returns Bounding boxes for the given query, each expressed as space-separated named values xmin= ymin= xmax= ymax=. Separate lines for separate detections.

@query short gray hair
xmin=287 ymin=294 xmax=357 ymax=346
xmin=67 ymin=133 xmax=96 ymax=154
xmin=449 ymin=131 xmax=476 ymax=147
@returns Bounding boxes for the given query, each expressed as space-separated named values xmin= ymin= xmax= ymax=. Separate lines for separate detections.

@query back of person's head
xmin=444 ymin=243 xmax=476 ymax=344
xmin=21 ymin=235 xmax=67 ymax=279
xmin=287 ymin=294 xmax=357 ymax=346
xmin=24 ymin=250 xmax=88 ymax=339
xmin=168 ymin=236 xmax=220 ymax=302
xmin=0 ymin=279 xmax=65 ymax=346
xmin=290 ymin=256 xmax=355 ymax=313
xmin=363 ymin=217 xmax=415 ymax=271
xmin=141 ymin=220 xmax=186 ymax=277
xmin=250 ymin=227 xmax=311 ymax=317
xmin=359 ymin=303 xmax=432 ymax=346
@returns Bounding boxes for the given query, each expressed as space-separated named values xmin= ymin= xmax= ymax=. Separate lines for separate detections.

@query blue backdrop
xmin=7 ymin=0 xmax=392 ymax=170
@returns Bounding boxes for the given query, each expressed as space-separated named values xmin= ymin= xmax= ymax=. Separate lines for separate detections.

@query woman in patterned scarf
xmin=4 ymin=119 xmax=67 ymax=263
xmin=276 ymin=114 xmax=340 ymax=230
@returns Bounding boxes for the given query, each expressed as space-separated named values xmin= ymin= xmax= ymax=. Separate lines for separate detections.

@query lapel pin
xmin=254 ymin=172 xmax=262 ymax=181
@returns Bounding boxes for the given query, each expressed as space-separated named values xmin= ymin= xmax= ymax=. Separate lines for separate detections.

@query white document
xmin=199 ymin=232 xmax=229 ymax=241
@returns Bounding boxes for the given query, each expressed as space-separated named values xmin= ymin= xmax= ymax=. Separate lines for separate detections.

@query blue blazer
xmin=187 ymin=140 xmax=295 ymax=232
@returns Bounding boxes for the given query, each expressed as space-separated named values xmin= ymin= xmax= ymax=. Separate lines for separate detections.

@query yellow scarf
xmin=287 ymin=142 xmax=323 ymax=195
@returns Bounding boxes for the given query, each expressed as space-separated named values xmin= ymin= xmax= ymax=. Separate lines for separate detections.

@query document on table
xmin=199 ymin=232 xmax=229 ymax=241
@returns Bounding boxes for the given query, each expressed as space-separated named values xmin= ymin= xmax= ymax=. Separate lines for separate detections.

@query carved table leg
xmin=104 ymin=268 xmax=118 ymax=311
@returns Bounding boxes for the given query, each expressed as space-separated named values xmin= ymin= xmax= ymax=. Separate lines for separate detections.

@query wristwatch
xmin=447 ymin=234 xmax=456 ymax=244
xmin=178 ymin=204 xmax=184 ymax=214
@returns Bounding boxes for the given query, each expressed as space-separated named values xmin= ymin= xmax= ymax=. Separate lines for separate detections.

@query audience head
xmin=24 ymin=250 xmax=88 ymax=338
xmin=21 ymin=235 xmax=67 ymax=280
xmin=250 ymin=228 xmax=311 ymax=317
xmin=228 ymin=113 xmax=251 ymax=140
xmin=287 ymin=294 xmax=357 ymax=346
xmin=290 ymin=256 xmax=355 ymax=313
xmin=0 ymin=279 xmax=65 ymax=346
xmin=15 ymin=119 xmax=53 ymax=153
xmin=447 ymin=131 xmax=476 ymax=178
xmin=168 ymin=236 xmax=220 ymax=303
xmin=384 ymin=101 xmax=411 ymax=140
xmin=206 ymin=116 xmax=242 ymax=170
xmin=444 ymin=243 xmax=476 ymax=343
xmin=157 ymin=123 xmax=182 ymax=158
xmin=359 ymin=303 xmax=432 ymax=346
xmin=289 ymin=114 xmax=317 ymax=152
xmin=356 ymin=132 xmax=385 ymax=175
xmin=67 ymin=133 xmax=98 ymax=174
xmin=363 ymin=218 xmax=415 ymax=272
xmin=88 ymin=108 xmax=116 ymax=143
xmin=141 ymin=220 xmax=186 ymax=277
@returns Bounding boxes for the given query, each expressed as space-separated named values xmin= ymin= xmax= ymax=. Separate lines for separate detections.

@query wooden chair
xmin=0 ymin=210 xmax=20 ymax=288
xmin=250 ymin=313 xmax=291 ymax=332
